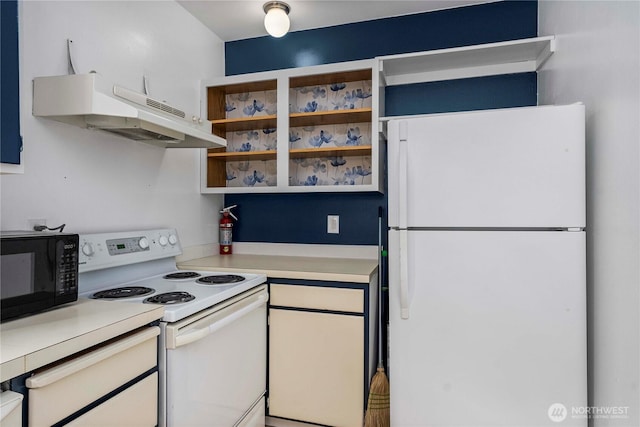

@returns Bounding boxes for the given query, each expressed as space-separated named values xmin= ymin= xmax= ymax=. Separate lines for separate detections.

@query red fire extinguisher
xmin=219 ymin=205 xmax=237 ymax=255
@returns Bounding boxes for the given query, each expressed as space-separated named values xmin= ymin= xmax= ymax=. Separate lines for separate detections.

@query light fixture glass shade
xmin=264 ymin=3 xmax=290 ymax=38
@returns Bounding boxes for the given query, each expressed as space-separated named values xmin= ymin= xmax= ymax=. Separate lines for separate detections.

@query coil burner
xmin=144 ymin=291 xmax=196 ymax=304
xmin=196 ymin=275 xmax=246 ymax=285
xmin=92 ymin=286 xmax=155 ymax=299
xmin=163 ymin=271 xmax=202 ymax=280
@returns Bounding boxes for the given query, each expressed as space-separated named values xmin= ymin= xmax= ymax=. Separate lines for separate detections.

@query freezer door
xmin=388 ymin=104 xmax=585 ymax=228
xmin=388 ymin=230 xmax=587 ymax=426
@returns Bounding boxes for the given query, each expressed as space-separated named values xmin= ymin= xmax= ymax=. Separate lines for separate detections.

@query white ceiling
xmin=177 ymin=0 xmax=494 ymax=42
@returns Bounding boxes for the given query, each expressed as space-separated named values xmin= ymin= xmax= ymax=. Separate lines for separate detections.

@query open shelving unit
xmin=206 ymin=79 xmax=278 ymax=137
xmin=378 ymin=36 xmax=555 ymax=86
xmin=201 ymin=59 xmax=382 ymax=193
xmin=200 ymin=36 xmax=556 ymax=194
xmin=287 ymin=67 xmax=375 ymax=188
xmin=204 ymin=77 xmax=279 ymax=189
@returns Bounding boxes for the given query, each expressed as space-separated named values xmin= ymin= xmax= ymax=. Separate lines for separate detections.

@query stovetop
xmin=77 ymin=229 xmax=266 ymax=323
xmin=82 ymin=270 xmax=266 ymax=323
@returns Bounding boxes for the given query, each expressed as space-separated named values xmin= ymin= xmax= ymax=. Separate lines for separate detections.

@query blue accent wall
xmin=385 ymin=73 xmax=537 ymax=117
xmin=225 ymin=1 xmax=537 ymax=75
xmin=1 ymin=0 xmax=23 ymax=164
xmin=229 ymin=190 xmax=385 ymax=245
xmin=225 ymin=1 xmax=538 ymax=245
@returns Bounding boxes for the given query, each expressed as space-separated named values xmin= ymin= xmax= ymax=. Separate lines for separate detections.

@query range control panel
xmin=106 ymin=237 xmax=151 ymax=255
xmin=78 ymin=228 xmax=182 ymax=273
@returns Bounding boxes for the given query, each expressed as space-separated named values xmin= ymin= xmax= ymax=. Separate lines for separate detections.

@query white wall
xmin=0 ymin=1 xmax=225 ymax=248
xmin=538 ymin=1 xmax=639 ymax=425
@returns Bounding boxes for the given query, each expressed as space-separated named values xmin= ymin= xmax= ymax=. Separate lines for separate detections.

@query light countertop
xmin=178 ymin=254 xmax=378 ymax=284
xmin=0 ymin=299 xmax=164 ymax=382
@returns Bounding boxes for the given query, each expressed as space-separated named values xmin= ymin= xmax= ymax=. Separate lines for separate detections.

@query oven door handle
xmin=174 ymin=294 xmax=267 ymax=349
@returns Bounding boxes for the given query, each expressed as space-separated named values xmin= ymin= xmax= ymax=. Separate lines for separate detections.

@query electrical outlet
xmin=327 ymin=215 xmax=339 ymax=234
xmin=28 ymin=218 xmax=46 ymax=231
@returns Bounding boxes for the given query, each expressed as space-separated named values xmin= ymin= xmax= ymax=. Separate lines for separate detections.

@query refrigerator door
xmin=388 ymin=230 xmax=587 ymax=426
xmin=388 ymin=104 xmax=585 ymax=229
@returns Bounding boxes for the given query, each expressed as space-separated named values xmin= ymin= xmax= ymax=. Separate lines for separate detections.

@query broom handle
xmin=377 ymin=207 xmax=384 ymax=368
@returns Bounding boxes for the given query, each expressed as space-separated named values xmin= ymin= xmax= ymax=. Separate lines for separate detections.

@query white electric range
xmin=78 ymin=228 xmax=268 ymax=427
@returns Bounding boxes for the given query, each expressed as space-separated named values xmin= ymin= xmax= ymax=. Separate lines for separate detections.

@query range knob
xmin=168 ymin=234 xmax=178 ymax=245
xmin=159 ymin=235 xmax=169 ymax=246
xmin=81 ymin=242 xmax=94 ymax=257
xmin=138 ymin=237 xmax=150 ymax=250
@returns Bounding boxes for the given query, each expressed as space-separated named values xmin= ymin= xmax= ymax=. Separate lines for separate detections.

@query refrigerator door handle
xmin=398 ymin=121 xmax=409 ymax=229
xmin=399 ymin=229 xmax=410 ymax=319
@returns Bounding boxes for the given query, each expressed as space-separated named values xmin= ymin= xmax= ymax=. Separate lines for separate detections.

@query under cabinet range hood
xmin=32 ymin=74 xmax=226 ymax=149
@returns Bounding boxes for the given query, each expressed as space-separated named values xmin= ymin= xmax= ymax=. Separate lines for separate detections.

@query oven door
xmin=161 ymin=285 xmax=268 ymax=427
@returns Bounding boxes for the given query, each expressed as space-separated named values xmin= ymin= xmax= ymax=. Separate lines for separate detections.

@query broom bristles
xmin=364 ymin=367 xmax=390 ymax=427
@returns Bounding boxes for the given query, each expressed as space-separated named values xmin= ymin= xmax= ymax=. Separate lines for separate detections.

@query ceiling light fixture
xmin=263 ymin=1 xmax=291 ymax=38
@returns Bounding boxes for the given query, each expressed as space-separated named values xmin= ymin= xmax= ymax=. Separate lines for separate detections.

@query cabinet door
xmin=269 ymin=308 xmax=364 ymax=427
xmin=0 ymin=0 xmax=22 ymax=168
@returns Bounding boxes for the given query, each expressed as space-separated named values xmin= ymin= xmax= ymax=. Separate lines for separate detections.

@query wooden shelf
xmin=379 ymin=36 xmax=555 ymax=85
xmin=207 ymin=79 xmax=278 ymax=137
xmin=211 ymin=115 xmax=277 ymax=133
xmin=290 ymin=108 xmax=372 ymax=128
xmin=289 ymin=146 xmax=371 ymax=159
xmin=208 ymin=150 xmax=277 ymax=161
xmin=210 ymin=80 xmax=277 ymax=94
xmin=290 ymin=69 xmax=372 ymax=88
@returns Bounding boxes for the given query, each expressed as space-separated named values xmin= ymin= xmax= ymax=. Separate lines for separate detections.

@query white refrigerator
xmin=387 ymin=104 xmax=587 ymax=426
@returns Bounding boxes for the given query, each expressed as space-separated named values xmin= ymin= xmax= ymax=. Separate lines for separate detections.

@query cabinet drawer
xmin=65 ymin=372 xmax=158 ymax=427
xmin=270 ymin=284 xmax=363 ymax=313
xmin=26 ymin=327 xmax=159 ymax=426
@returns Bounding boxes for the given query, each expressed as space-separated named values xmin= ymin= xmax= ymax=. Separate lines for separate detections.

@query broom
xmin=364 ymin=208 xmax=390 ymax=427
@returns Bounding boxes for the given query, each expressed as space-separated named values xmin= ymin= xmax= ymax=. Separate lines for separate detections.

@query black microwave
xmin=1 ymin=231 xmax=79 ymax=321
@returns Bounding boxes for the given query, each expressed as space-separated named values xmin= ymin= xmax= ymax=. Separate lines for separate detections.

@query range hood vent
xmin=112 ymin=85 xmax=187 ymax=119
xmin=32 ymin=74 xmax=226 ymax=149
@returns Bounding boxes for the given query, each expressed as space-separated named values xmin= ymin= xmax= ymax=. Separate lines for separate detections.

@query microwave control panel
xmin=57 ymin=237 xmax=79 ymax=295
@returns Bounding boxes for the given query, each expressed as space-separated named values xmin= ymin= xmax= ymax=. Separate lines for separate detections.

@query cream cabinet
xmin=25 ymin=326 xmax=159 ymax=426
xmin=267 ymin=281 xmax=376 ymax=427
xmin=200 ymin=59 xmax=384 ymax=193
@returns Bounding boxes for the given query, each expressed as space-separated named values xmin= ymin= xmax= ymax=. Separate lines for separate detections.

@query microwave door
xmin=1 ymin=240 xmax=51 ymax=320
xmin=0 ymin=251 xmax=37 ymax=300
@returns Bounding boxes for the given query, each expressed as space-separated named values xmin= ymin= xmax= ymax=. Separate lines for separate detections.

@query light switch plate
xmin=327 ymin=215 xmax=339 ymax=234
